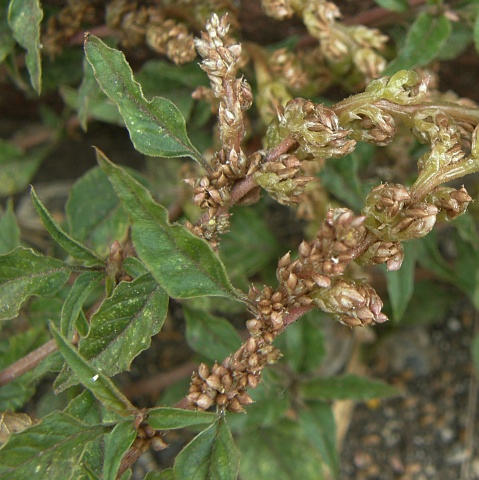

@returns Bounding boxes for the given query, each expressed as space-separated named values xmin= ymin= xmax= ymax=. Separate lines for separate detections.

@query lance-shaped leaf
xmin=174 ymin=417 xmax=239 ymax=480
xmin=384 ymin=13 xmax=451 ymax=74
xmin=475 ymin=13 xmax=479 ymax=55
xmin=146 ymin=471 xmax=174 ymax=480
xmin=61 ymin=271 xmax=104 ymax=338
xmin=97 ymin=151 xmax=244 ymax=301
xmin=384 ymin=240 xmax=418 ymax=322
xmin=237 ymin=419 xmax=325 ymax=480
xmin=184 ymin=308 xmax=242 ymax=362
xmin=299 ymin=374 xmax=400 ymax=401
xmin=147 ymin=407 xmax=217 ymax=430
xmin=55 ymin=273 xmax=168 ymax=391
xmin=0 ymin=199 xmax=20 ymax=254
xmin=103 ymin=420 xmax=136 ymax=480
xmin=50 ymin=323 xmax=137 ymax=417
xmin=31 ymin=187 xmax=105 ymax=266
xmin=66 ymin=166 xmax=130 ymax=258
xmin=0 ymin=139 xmax=44 ymax=197
xmin=7 ymin=0 xmax=43 ymax=93
xmin=84 ymin=34 xmax=207 ymax=170
xmin=0 ymin=247 xmax=71 ymax=321
xmin=298 ymin=401 xmax=339 ymax=479
xmin=0 ymin=411 xmax=109 ymax=478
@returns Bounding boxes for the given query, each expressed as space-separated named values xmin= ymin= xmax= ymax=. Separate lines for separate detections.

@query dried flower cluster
xmin=182 ymin=11 xmax=479 ymax=414
xmin=42 ymin=0 xmax=102 ymax=56
xmin=257 ymin=0 xmax=388 ymax=121
xmin=185 ymin=14 xmax=258 ymax=245
xmin=43 ymin=0 xmax=237 ymax=63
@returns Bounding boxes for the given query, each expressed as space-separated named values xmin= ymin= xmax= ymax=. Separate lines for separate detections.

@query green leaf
xmin=145 ymin=471 xmax=175 ymax=480
xmin=84 ymin=34 xmax=206 ymax=169
xmin=474 ymin=13 xmax=479 ymax=55
xmin=455 ymin=212 xmax=479 ymax=249
xmin=78 ymin=56 xmax=102 ymax=131
xmin=319 ymin=143 xmax=376 ymax=212
xmin=384 ymin=13 xmax=451 ymax=75
xmin=275 ymin=310 xmax=326 ymax=374
xmin=0 ymin=16 xmax=15 ymax=63
xmin=61 ymin=271 xmax=104 ymax=338
xmin=437 ymin=20 xmax=472 ymax=61
xmin=0 ymin=199 xmax=20 ymax=254
xmin=220 ymin=206 xmax=281 ymax=288
xmin=97 ymin=151 xmax=243 ymax=301
xmin=416 ymin=231 xmax=457 ymax=285
xmin=135 ymin=59 xmax=208 ymax=120
xmin=0 ymin=247 xmax=70 ymax=320
xmin=146 ymin=407 xmax=217 ymax=430
xmin=184 ymin=308 xmax=242 ymax=362
xmin=300 ymin=374 xmax=400 ymax=401
xmin=226 ymin=372 xmax=290 ymax=433
xmin=174 ymin=417 xmax=239 ymax=480
xmin=384 ymin=240 xmax=418 ymax=322
xmin=298 ymin=401 xmax=339 ymax=479
xmin=0 ymin=326 xmax=51 ymax=411
xmin=50 ymin=323 xmax=137 ymax=417
xmin=66 ymin=166 xmax=130 ymax=257
xmin=398 ymin=280 xmax=457 ymax=326
xmin=373 ymin=0 xmax=408 ymax=12
xmin=31 ymin=187 xmax=105 ymax=266
xmin=0 ymin=139 xmax=44 ymax=197
xmin=64 ymin=390 xmax=104 ymax=424
xmin=61 ymin=84 xmax=125 ymax=128
xmin=103 ymin=420 xmax=136 ymax=480
xmin=55 ymin=273 xmax=168 ymax=391
xmin=237 ymin=419 xmax=325 ymax=480
xmin=7 ymin=0 xmax=43 ymax=93
xmin=0 ymin=411 xmax=108 ymax=479
xmin=123 ymin=256 xmax=149 ymax=278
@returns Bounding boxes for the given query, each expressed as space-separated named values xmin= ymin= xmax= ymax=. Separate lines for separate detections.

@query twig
xmin=123 ymin=360 xmax=198 ymax=399
xmin=265 ymin=135 xmax=298 ymax=163
xmin=0 ymin=339 xmax=58 ymax=386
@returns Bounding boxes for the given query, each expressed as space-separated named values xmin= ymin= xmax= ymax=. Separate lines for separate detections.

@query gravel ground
xmin=340 ymin=305 xmax=479 ymax=479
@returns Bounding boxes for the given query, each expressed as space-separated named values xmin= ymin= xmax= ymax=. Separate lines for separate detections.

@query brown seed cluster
xmin=364 ymin=183 xmax=441 ymax=242
xmin=311 ymin=278 xmax=387 ymax=327
xmin=253 ymin=154 xmax=313 ymax=205
xmin=428 ymin=186 xmax=472 ymax=222
xmin=273 ymin=98 xmax=357 ymax=160
xmin=359 ymin=240 xmax=404 ymax=271
xmin=187 ymin=337 xmax=281 ymax=413
xmin=42 ymin=0 xmax=102 ymax=57
xmin=261 ymin=0 xmax=295 ymax=20
xmin=268 ymin=48 xmax=310 ymax=92
xmin=414 ymin=111 xmax=465 ymax=166
xmin=351 ymin=111 xmax=396 ymax=146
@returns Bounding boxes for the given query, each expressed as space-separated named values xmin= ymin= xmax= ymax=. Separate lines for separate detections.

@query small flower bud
xmin=245 ymin=337 xmax=257 ymax=353
xmin=206 ymin=375 xmax=222 ymax=390
xmin=221 ymin=373 xmax=233 ymax=390
xmin=228 ymin=398 xmax=245 ymax=413
xmin=198 ymin=363 xmax=210 ymax=381
xmin=197 ymin=394 xmax=214 ymax=410
xmin=248 ymin=353 xmax=259 ymax=368
xmin=246 ymin=319 xmax=262 ymax=335
xmin=151 ymin=436 xmax=168 ymax=451
xmin=248 ymin=374 xmax=259 ymax=388
xmin=237 ymin=391 xmax=254 ymax=405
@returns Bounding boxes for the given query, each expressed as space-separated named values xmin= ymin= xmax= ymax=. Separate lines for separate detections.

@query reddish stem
xmin=0 ymin=339 xmax=58 ymax=386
